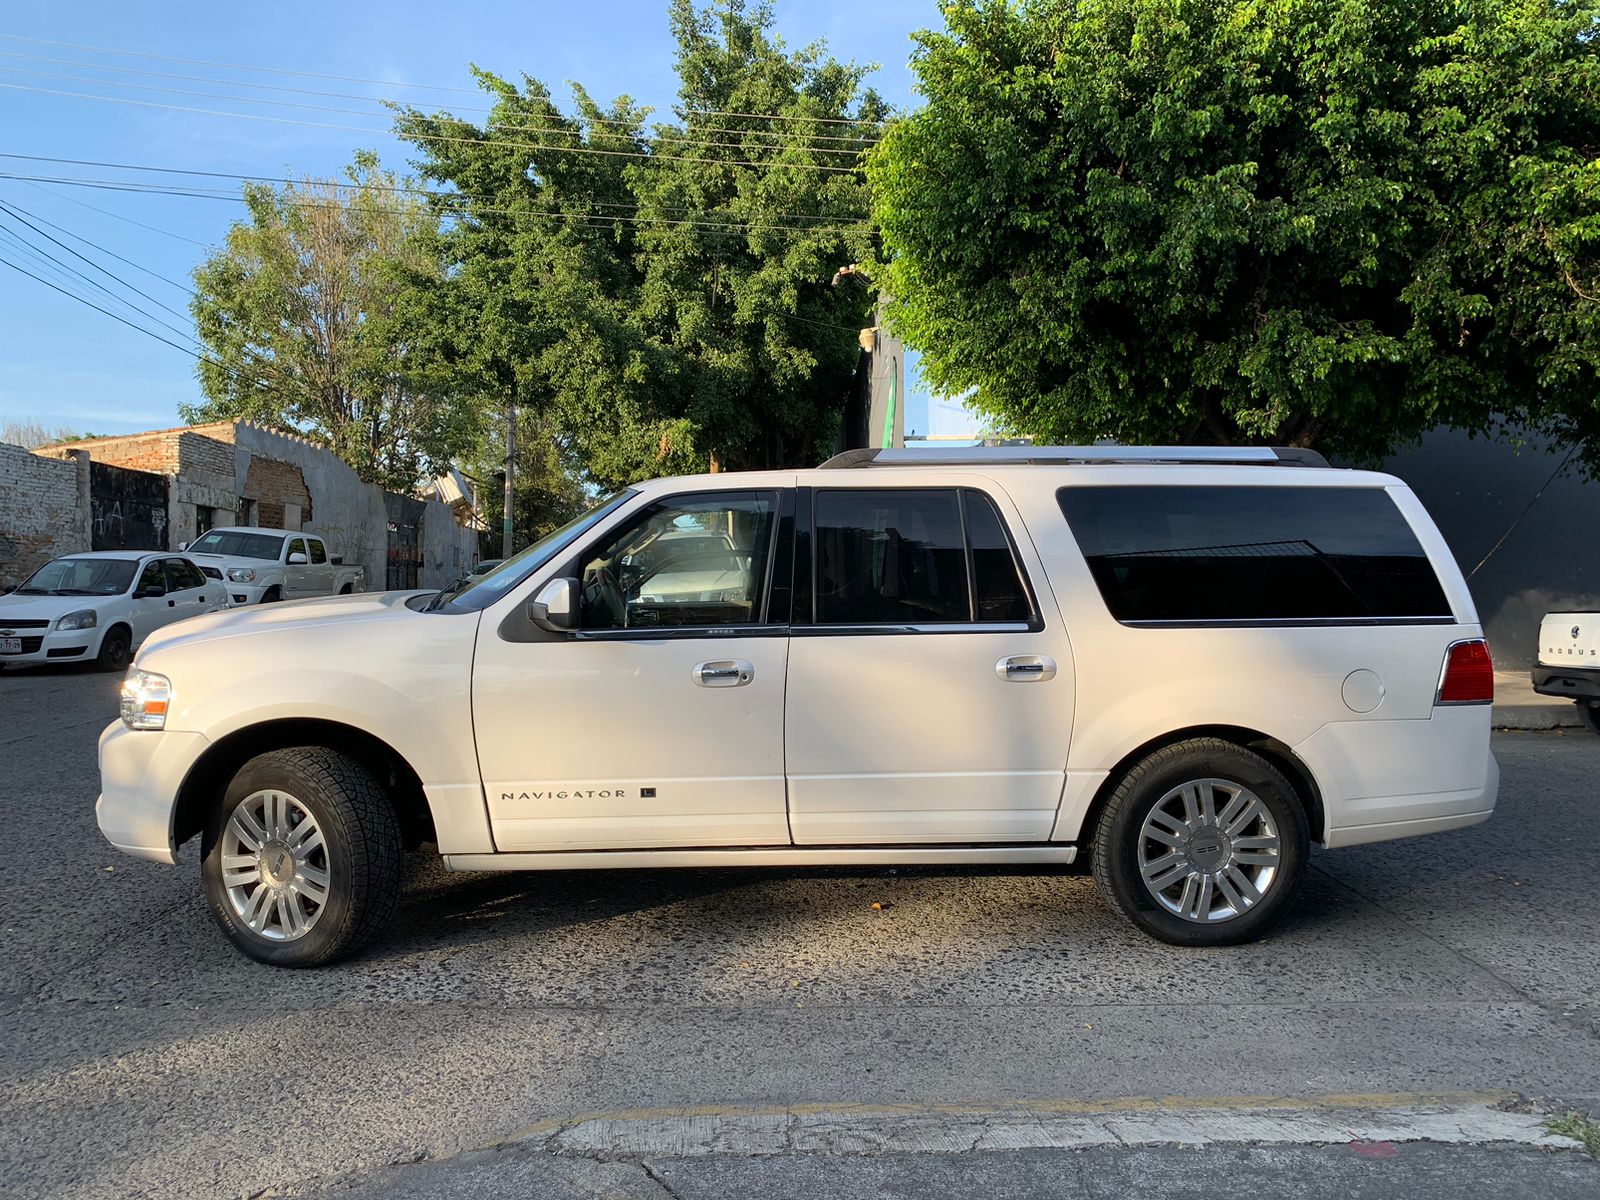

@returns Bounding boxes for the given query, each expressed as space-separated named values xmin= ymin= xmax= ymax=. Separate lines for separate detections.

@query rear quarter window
xmin=1056 ymin=485 xmax=1451 ymax=623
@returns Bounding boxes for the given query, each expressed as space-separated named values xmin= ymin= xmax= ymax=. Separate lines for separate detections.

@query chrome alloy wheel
xmin=1135 ymin=778 xmax=1282 ymax=923
xmin=220 ymin=790 xmax=330 ymax=941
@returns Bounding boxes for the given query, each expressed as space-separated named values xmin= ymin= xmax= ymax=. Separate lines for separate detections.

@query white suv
xmin=95 ymin=447 xmax=1498 ymax=966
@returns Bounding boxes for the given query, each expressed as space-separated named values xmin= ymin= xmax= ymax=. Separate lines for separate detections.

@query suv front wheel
xmin=1091 ymin=738 xmax=1309 ymax=946
xmin=201 ymin=747 xmax=403 ymax=967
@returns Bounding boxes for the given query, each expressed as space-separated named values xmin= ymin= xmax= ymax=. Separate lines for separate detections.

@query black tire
xmin=339 ymin=583 xmax=353 ymax=595
xmin=1091 ymin=738 xmax=1309 ymax=946
xmin=260 ymin=586 xmax=282 ymax=604
xmin=201 ymin=747 xmax=403 ymax=967
xmin=94 ymin=624 xmax=132 ymax=673
xmin=1579 ymin=700 xmax=1600 ymax=737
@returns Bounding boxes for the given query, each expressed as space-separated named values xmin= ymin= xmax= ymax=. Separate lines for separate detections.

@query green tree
xmin=868 ymin=0 xmax=1600 ymax=466
xmin=394 ymin=0 xmax=884 ymax=487
xmin=626 ymin=0 xmax=886 ymax=473
xmin=188 ymin=152 xmax=478 ymax=490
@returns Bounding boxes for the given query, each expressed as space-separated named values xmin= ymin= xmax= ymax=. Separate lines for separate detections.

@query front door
xmin=784 ymin=484 xmax=1077 ymax=844
xmin=473 ymin=487 xmax=793 ymax=852
xmin=283 ymin=537 xmax=311 ymax=598
xmin=127 ymin=559 xmax=172 ymax=645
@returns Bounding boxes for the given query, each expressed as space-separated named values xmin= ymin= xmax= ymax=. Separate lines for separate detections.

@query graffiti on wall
xmin=89 ymin=462 xmax=169 ymax=551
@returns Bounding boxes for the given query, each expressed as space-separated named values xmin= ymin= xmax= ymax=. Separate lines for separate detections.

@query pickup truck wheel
xmin=1091 ymin=739 xmax=1309 ymax=946
xmin=1578 ymin=700 xmax=1600 ymax=737
xmin=94 ymin=624 xmax=132 ymax=673
xmin=260 ymin=586 xmax=282 ymax=604
xmin=201 ymin=747 xmax=403 ymax=967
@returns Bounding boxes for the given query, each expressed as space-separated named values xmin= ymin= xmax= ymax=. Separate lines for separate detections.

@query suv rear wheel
xmin=1578 ymin=700 xmax=1600 ymax=737
xmin=201 ymin=747 xmax=403 ymax=967
xmin=1091 ymin=738 xmax=1309 ymax=946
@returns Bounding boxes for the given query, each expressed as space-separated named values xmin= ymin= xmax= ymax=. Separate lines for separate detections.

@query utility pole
xmin=501 ymin=401 xmax=515 ymax=559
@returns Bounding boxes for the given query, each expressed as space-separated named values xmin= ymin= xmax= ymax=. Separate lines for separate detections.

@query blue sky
xmin=0 ymin=0 xmax=972 ymax=442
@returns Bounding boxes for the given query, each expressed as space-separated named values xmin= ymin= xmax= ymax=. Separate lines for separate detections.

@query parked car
xmin=184 ymin=527 xmax=365 ymax=604
xmin=1532 ymin=610 xmax=1600 ymax=735
xmin=0 ymin=550 xmax=227 ymax=672
xmin=96 ymin=446 xmax=1498 ymax=966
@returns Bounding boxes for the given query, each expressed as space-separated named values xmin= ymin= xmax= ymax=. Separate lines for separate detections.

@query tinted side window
xmin=135 ymin=560 xmax=164 ymax=595
xmin=1057 ymin=485 xmax=1451 ymax=622
xmin=964 ymin=490 xmax=1032 ymax=622
xmin=578 ymin=492 xmax=777 ymax=631
xmin=164 ymin=559 xmax=204 ymax=591
xmin=815 ymin=490 xmax=970 ymax=624
xmin=307 ymin=538 xmax=327 ymax=565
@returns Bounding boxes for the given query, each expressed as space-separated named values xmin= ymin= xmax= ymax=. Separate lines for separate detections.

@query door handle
xmin=693 ymin=659 xmax=754 ymax=687
xmin=996 ymin=654 xmax=1057 ymax=682
xmin=167 ymin=599 xmax=176 ymax=608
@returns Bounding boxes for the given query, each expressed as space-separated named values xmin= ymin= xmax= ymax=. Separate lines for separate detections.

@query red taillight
xmin=1437 ymin=639 xmax=1494 ymax=705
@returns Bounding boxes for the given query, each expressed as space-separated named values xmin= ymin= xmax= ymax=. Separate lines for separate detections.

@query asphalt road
xmin=2 ymin=664 xmax=1597 ymax=1199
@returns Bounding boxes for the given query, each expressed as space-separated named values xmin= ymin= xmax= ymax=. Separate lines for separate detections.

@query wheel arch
xmin=172 ymin=717 xmax=434 ymax=851
xmin=1076 ymin=724 xmax=1325 ymax=848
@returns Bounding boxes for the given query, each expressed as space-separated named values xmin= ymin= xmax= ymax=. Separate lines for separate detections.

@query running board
xmin=443 ymin=845 xmax=1079 ymax=872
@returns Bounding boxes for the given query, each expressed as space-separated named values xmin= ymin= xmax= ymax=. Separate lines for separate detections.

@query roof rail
xmin=817 ymin=446 xmax=1331 ymax=469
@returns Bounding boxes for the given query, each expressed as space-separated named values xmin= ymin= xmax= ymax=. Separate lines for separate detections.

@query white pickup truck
xmin=1533 ymin=610 xmax=1600 ymax=735
xmin=184 ymin=527 xmax=365 ymax=605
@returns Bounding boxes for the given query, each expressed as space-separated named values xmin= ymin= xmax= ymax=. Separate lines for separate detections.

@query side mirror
xmin=135 ymin=584 xmax=167 ymax=599
xmin=177 ymin=541 xmax=189 ymax=552
xmin=527 ymin=577 xmax=579 ymax=633
xmin=287 ymin=552 xmax=309 ymax=565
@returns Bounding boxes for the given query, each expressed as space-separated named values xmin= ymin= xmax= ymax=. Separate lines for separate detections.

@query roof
xmin=819 ymin=446 xmax=1331 ymax=469
xmin=53 ymin=550 xmax=171 ymax=560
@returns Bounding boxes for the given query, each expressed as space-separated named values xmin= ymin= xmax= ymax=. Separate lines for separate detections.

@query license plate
xmin=0 ymin=637 xmax=20 ymax=654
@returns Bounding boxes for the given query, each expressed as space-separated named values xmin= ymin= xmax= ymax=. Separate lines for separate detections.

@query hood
xmin=188 ymin=552 xmax=274 ymax=571
xmin=0 ymin=592 xmax=114 ymax=623
xmin=137 ymin=588 xmax=431 ymax=657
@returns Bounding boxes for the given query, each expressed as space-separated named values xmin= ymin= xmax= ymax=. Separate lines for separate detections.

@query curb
xmin=484 ymin=1093 xmax=1589 ymax=1160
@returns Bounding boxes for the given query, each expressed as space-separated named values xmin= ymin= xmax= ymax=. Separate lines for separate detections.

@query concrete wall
xmin=1380 ymin=429 xmax=1600 ymax=670
xmin=33 ymin=421 xmax=491 ymax=593
xmin=0 ymin=442 xmax=91 ymax=590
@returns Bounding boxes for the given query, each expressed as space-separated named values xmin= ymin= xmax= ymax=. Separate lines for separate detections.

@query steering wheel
xmin=583 ymin=562 xmax=627 ymax=627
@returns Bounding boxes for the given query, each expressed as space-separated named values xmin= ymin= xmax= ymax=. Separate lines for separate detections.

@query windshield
xmin=435 ymin=490 xmax=634 ymax=612
xmin=16 ymin=557 xmax=139 ymax=596
xmin=189 ymin=531 xmax=285 ymax=561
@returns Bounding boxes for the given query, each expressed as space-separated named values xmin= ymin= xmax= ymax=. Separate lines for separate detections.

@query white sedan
xmin=0 ymin=551 xmax=228 ymax=672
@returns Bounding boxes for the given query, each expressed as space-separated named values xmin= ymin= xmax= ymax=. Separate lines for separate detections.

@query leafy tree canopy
xmin=868 ymin=0 xmax=1600 ymax=467
xmin=188 ymin=152 xmax=480 ymax=490
xmin=394 ymin=0 xmax=884 ymax=487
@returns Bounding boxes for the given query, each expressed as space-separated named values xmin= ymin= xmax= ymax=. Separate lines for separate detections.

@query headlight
xmin=120 ymin=668 xmax=172 ymax=731
xmin=226 ymin=567 xmax=257 ymax=583
xmin=55 ymin=608 xmax=98 ymax=631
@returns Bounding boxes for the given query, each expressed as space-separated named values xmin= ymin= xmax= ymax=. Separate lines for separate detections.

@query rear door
xmin=162 ymin=558 xmax=219 ymax=625
xmin=783 ymin=483 xmax=1076 ymax=844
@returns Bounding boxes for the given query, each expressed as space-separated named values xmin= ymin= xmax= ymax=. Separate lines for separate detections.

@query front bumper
xmin=0 ymin=627 xmax=96 ymax=665
xmin=96 ymin=721 xmax=210 ymax=863
xmin=226 ymin=582 xmax=272 ymax=605
xmin=1531 ymin=664 xmax=1600 ymax=702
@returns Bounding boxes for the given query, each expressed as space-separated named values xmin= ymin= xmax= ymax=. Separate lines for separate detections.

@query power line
xmin=0 ymin=169 xmax=877 ymax=239
xmin=0 ymin=64 xmax=874 ymax=157
xmin=0 ymin=212 xmax=194 ymax=340
xmin=0 ymin=33 xmax=891 ymax=126
xmin=0 ymin=80 xmax=867 ymax=172
xmin=18 ymin=178 xmax=211 ymax=246
xmin=0 ymin=252 xmax=201 ymax=358
xmin=0 ymin=193 xmax=195 ymax=294
xmin=0 ymin=198 xmax=195 ymax=324
xmin=0 ymin=153 xmax=871 ymax=229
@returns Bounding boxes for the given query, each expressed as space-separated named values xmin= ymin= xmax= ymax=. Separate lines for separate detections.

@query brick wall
xmin=0 ymin=442 xmax=90 ymax=589
xmin=243 ymin=455 xmax=312 ymax=530
xmin=40 ymin=428 xmax=183 ymax=476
